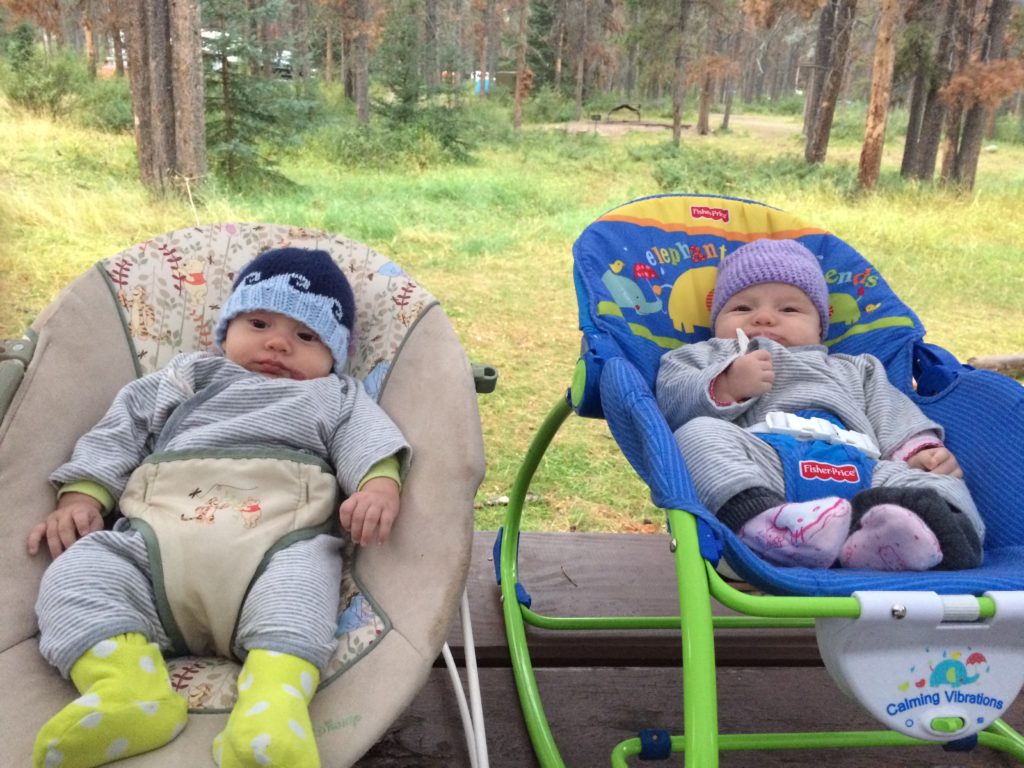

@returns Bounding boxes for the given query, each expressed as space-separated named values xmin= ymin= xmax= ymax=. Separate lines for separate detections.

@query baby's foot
xmin=33 ymin=634 xmax=187 ymax=768
xmin=213 ymin=650 xmax=320 ymax=768
xmin=840 ymin=504 xmax=942 ymax=571
xmin=738 ymin=497 xmax=852 ymax=568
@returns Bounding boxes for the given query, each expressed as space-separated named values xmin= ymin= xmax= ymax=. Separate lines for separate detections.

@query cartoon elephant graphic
xmin=828 ymin=292 xmax=861 ymax=328
xmin=667 ymin=266 xmax=718 ymax=334
xmin=930 ymin=659 xmax=980 ymax=689
xmin=601 ymin=269 xmax=663 ymax=315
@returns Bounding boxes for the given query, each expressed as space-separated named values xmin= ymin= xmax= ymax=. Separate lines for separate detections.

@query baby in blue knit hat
xmin=27 ymin=248 xmax=408 ymax=768
xmin=655 ymin=238 xmax=982 ymax=573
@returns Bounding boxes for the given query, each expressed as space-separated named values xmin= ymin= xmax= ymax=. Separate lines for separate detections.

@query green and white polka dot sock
xmin=213 ymin=650 xmax=320 ymax=768
xmin=33 ymin=633 xmax=188 ymax=768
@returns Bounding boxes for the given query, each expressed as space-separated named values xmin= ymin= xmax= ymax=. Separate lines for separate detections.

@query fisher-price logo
xmin=800 ymin=461 xmax=861 ymax=483
xmin=690 ymin=205 xmax=730 ymax=223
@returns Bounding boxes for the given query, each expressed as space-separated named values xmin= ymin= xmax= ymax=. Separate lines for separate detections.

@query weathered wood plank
xmin=361 ymin=666 xmax=1024 ymax=767
xmin=446 ymin=531 xmax=821 ymax=668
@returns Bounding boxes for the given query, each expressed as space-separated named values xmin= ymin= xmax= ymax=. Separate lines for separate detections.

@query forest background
xmin=1 ymin=0 xmax=1023 ymax=532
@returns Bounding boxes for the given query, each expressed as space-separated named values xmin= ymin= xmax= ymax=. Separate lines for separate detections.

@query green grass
xmin=2 ymin=102 xmax=1023 ymax=533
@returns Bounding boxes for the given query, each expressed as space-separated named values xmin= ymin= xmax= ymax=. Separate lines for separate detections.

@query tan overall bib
xmin=119 ymin=448 xmax=339 ymax=658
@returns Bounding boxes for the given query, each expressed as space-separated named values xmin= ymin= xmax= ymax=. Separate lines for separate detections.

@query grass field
xmin=2 ymin=103 xmax=1022 ymax=532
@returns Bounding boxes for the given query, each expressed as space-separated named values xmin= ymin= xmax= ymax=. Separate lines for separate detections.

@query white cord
xmin=440 ymin=589 xmax=490 ymax=768
xmin=461 ymin=589 xmax=489 ymax=768
xmin=442 ymin=641 xmax=479 ymax=768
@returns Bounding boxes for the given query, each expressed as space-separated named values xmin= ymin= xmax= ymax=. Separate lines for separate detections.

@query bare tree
xmin=857 ymin=0 xmax=902 ymax=190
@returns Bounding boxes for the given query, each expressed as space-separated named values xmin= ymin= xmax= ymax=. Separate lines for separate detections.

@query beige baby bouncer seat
xmin=0 ymin=224 xmax=487 ymax=765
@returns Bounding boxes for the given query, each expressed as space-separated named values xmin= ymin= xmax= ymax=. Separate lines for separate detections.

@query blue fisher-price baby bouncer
xmin=499 ymin=193 xmax=1024 ymax=765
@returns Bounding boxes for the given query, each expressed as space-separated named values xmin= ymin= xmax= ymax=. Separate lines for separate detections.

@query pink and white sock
xmin=839 ymin=504 xmax=943 ymax=571
xmin=738 ymin=497 xmax=852 ymax=568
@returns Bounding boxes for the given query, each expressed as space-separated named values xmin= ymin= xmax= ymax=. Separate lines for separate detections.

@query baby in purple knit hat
xmin=655 ymin=238 xmax=982 ymax=572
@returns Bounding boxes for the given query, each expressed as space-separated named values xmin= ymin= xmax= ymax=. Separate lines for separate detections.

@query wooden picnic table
xmin=359 ymin=531 xmax=1024 ymax=767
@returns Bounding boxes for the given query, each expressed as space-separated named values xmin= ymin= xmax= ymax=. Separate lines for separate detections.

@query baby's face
xmin=222 ymin=310 xmax=333 ymax=380
xmin=714 ymin=282 xmax=821 ymax=347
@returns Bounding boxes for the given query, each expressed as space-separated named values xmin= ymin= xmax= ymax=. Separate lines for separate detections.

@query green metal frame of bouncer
xmin=498 ymin=396 xmax=1024 ymax=767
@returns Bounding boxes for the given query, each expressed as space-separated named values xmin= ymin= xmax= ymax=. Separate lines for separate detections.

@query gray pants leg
xmin=674 ymin=416 xmax=785 ymax=513
xmin=233 ymin=533 xmax=343 ymax=673
xmin=36 ymin=527 xmax=170 ymax=678
xmin=37 ymin=529 xmax=343 ymax=677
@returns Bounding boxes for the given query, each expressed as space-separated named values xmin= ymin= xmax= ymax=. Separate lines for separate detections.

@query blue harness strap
xmin=755 ymin=410 xmax=874 ymax=502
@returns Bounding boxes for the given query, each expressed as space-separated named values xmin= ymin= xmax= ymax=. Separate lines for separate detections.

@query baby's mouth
xmin=253 ymin=359 xmax=302 ymax=380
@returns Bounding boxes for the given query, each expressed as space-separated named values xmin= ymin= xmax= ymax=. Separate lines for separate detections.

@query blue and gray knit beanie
xmin=214 ymin=248 xmax=356 ymax=374
xmin=710 ymin=239 xmax=830 ymax=340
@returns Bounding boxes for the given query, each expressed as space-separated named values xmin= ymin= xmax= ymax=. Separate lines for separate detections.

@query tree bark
xmin=671 ymin=0 xmax=692 ymax=147
xmin=354 ymin=0 xmax=371 ymax=125
xmin=573 ymin=0 xmax=587 ymax=122
xmin=803 ymin=0 xmax=836 ymax=138
xmin=939 ymin=0 xmax=976 ymax=184
xmin=805 ymin=0 xmax=857 ymax=165
xmin=858 ymin=0 xmax=901 ymax=190
xmin=169 ymin=0 xmax=205 ymax=189
xmin=513 ymin=0 xmax=530 ymax=130
xmin=910 ymin=0 xmax=960 ymax=180
xmin=949 ymin=0 xmax=1012 ymax=190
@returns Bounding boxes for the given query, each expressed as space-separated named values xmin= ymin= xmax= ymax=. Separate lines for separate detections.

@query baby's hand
xmin=339 ymin=477 xmax=401 ymax=546
xmin=713 ymin=350 xmax=774 ymax=403
xmin=26 ymin=492 xmax=104 ymax=559
xmin=907 ymin=446 xmax=963 ymax=478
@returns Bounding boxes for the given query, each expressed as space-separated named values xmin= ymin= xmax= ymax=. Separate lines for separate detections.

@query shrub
xmin=2 ymin=37 xmax=87 ymax=119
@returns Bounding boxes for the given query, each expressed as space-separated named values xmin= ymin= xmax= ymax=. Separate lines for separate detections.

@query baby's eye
xmin=297 ymin=331 xmax=318 ymax=343
xmin=249 ymin=317 xmax=269 ymax=329
xmin=730 ymin=304 xmax=751 ymax=312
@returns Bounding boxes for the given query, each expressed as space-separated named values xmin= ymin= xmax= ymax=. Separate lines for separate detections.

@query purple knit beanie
xmin=710 ymin=239 xmax=830 ymax=339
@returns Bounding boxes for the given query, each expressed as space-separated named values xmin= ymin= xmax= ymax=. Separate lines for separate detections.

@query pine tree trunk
xmin=806 ymin=0 xmax=857 ymax=164
xmin=939 ymin=0 xmax=976 ymax=184
xmin=169 ymin=0 xmax=205 ymax=190
xmin=573 ymin=0 xmax=587 ymax=122
xmin=671 ymin=0 xmax=692 ymax=147
xmin=126 ymin=1 xmax=172 ymax=193
xmin=857 ymin=0 xmax=900 ymax=190
xmin=354 ymin=0 xmax=370 ymax=125
xmin=950 ymin=0 xmax=1011 ymax=190
xmin=910 ymin=0 xmax=960 ymax=180
xmin=513 ymin=0 xmax=530 ymax=130
xmin=803 ymin=0 xmax=836 ymax=138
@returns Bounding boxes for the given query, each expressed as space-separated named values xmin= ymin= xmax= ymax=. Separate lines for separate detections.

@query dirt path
xmin=560 ymin=112 xmax=802 ymax=141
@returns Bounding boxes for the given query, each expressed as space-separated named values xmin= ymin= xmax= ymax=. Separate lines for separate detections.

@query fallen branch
xmin=966 ymin=354 xmax=1024 ymax=378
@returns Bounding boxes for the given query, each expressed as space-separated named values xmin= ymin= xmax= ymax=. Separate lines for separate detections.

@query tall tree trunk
xmin=803 ymin=0 xmax=836 ymax=137
xmin=354 ymin=0 xmax=371 ymax=125
xmin=513 ymin=0 xmax=529 ymax=130
xmin=910 ymin=0 xmax=960 ymax=180
xmin=858 ymin=0 xmax=901 ymax=190
xmin=324 ymin=14 xmax=334 ymax=84
xmin=126 ymin=1 xmax=173 ymax=193
xmin=900 ymin=66 xmax=928 ymax=177
xmin=424 ymin=0 xmax=440 ymax=89
xmin=939 ymin=0 xmax=976 ymax=183
xmin=573 ymin=0 xmax=587 ymax=122
xmin=169 ymin=0 xmax=205 ymax=189
xmin=805 ymin=0 xmax=857 ymax=164
xmin=112 ymin=20 xmax=125 ymax=77
xmin=949 ymin=0 xmax=1012 ymax=190
xmin=671 ymin=0 xmax=692 ymax=147
xmin=553 ymin=1 xmax=566 ymax=92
